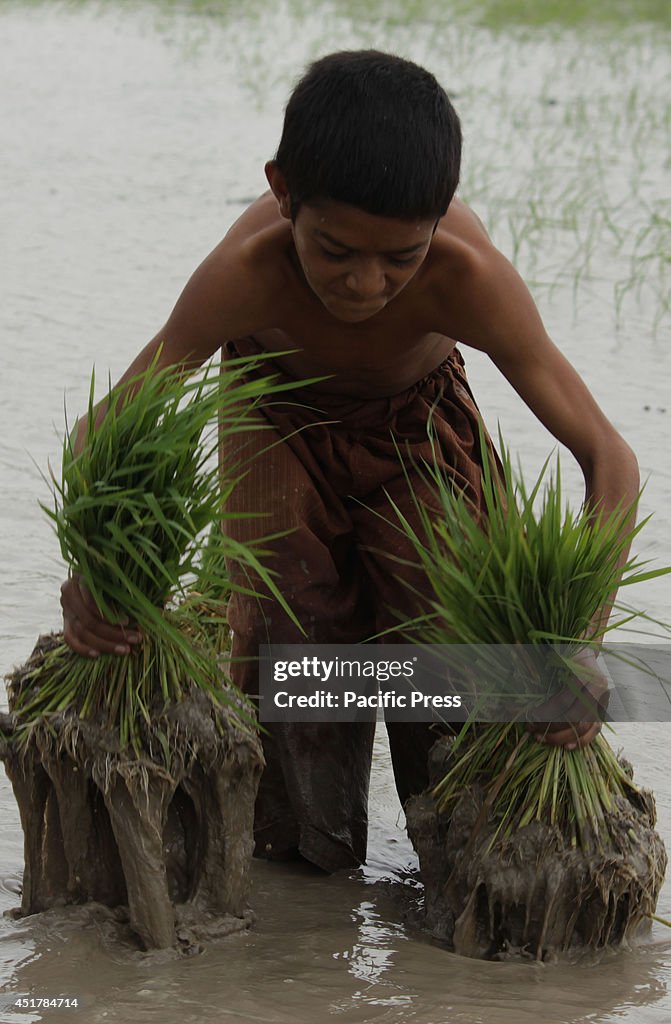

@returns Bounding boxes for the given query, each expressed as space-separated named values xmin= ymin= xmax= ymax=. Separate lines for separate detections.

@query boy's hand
xmin=525 ymin=647 xmax=610 ymax=751
xmin=60 ymin=574 xmax=141 ymax=657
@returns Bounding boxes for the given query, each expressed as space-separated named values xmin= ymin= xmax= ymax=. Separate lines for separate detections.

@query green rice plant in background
xmin=391 ymin=424 xmax=671 ymax=853
xmin=456 ymin=0 xmax=671 ymax=30
xmin=8 ymin=353 xmax=304 ymax=759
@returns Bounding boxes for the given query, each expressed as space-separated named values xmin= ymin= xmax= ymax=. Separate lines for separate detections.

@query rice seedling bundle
xmin=397 ymin=429 xmax=670 ymax=959
xmin=0 ymin=353 xmax=303 ymax=949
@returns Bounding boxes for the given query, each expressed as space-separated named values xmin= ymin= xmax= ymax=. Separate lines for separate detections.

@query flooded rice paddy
xmin=1 ymin=1 xmax=670 ymax=1020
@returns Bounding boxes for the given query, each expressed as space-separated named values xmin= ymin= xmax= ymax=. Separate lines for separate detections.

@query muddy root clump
xmin=405 ymin=736 xmax=667 ymax=961
xmin=1 ymin=633 xmax=264 ymax=951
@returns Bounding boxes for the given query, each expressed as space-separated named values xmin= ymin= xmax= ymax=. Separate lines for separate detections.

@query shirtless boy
xmin=60 ymin=50 xmax=639 ymax=872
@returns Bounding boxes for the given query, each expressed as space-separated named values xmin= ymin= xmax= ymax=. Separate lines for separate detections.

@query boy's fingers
xmin=70 ymin=576 xmax=122 ymax=625
xmin=63 ymin=613 xmax=137 ymax=656
xmin=60 ymin=577 xmax=141 ymax=655
xmin=530 ymin=720 xmax=602 ymax=749
xmin=571 ymin=721 xmax=602 ymax=748
xmin=528 ymin=722 xmax=574 ymax=744
xmin=530 ymin=679 xmax=590 ymax=722
xmin=529 ymin=674 xmax=609 ymax=728
xmin=78 ymin=579 xmax=106 ymax=619
xmin=78 ymin=614 xmax=137 ymax=645
xmin=61 ymin=577 xmax=141 ymax=639
xmin=61 ymin=614 xmax=112 ymax=657
xmin=540 ymin=721 xmax=602 ymax=750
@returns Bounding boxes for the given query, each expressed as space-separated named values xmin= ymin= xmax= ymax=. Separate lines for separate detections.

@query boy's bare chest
xmin=251 ymin=323 xmax=457 ymax=397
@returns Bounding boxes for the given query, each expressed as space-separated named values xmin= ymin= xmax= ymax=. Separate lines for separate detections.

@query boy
xmin=60 ymin=51 xmax=639 ymax=872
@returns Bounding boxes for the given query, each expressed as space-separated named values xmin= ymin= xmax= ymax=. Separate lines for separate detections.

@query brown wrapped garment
xmin=221 ymin=336 xmax=499 ymax=873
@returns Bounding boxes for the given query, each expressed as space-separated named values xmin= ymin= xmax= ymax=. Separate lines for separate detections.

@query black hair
xmin=274 ymin=50 xmax=462 ymax=221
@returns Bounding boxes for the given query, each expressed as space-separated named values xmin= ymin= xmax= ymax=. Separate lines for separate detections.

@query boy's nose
xmin=345 ymin=262 xmax=386 ymax=299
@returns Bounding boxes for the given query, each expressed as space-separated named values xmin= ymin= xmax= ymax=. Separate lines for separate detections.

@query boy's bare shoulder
xmin=222 ymin=191 xmax=288 ymax=246
xmin=161 ymin=194 xmax=296 ymax=352
xmin=203 ymin=192 xmax=296 ymax=306
xmin=426 ymin=197 xmax=544 ymax=351
xmin=422 ymin=196 xmax=510 ymax=311
xmin=430 ymin=197 xmax=499 ymax=274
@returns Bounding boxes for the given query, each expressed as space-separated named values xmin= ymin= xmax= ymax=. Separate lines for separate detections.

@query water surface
xmin=1 ymin=3 xmax=670 ymax=1021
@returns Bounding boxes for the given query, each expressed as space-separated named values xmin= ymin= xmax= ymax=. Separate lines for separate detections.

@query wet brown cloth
xmin=222 ymin=336 xmax=497 ymax=873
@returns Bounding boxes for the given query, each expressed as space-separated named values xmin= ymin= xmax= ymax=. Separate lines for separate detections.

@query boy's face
xmin=292 ymin=202 xmax=436 ymax=322
xmin=267 ymin=164 xmax=436 ymax=323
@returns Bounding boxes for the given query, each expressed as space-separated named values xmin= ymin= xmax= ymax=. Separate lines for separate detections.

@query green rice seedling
xmin=9 ymin=352 xmax=310 ymax=761
xmin=390 ymin=424 xmax=670 ymax=954
xmin=390 ymin=422 xmax=671 ymax=854
xmin=455 ymin=0 xmax=671 ymax=31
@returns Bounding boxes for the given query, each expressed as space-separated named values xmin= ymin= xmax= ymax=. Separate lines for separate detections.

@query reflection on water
xmin=1 ymin=0 xmax=670 ymax=1021
xmin=346 ymin=900 xmax=407 ymax=988
xmin=1 ymin=864 xmax=670 ymax=1024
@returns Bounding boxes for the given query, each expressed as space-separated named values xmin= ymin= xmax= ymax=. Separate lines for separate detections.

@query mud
xmin=406 ymin=736 xmax=668 ymax=961
xmin=1 ymin=634 xmax=263 ymax=951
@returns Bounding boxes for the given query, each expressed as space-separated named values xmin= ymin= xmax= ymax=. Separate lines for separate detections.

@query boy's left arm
xmin=451 ymin=245 xmax=640 ymax=748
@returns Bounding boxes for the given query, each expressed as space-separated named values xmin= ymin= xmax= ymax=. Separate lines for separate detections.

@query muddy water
xmin=1 ymin=2 xmax=670 ymax=1021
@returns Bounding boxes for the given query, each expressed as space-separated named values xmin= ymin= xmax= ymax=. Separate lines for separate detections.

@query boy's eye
xmin=321 ymin=248 xmax=350 ymax=261
xmin=320 ymin=247 xmax=418 ymax=268
xmin=388 ymin=255 xmax=418 ymax=267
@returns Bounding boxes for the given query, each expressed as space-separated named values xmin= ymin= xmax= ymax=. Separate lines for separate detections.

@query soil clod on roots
xmin=1 ymin=633 xmax=264 ymax=952
xmin=405 ymin=735 xmax=667 ymax=961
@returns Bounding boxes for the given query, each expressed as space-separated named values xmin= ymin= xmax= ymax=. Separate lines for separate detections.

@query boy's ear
xmin=265 ymin=161 xmax=292 ymax=220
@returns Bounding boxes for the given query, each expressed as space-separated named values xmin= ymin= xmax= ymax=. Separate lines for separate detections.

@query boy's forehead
xmin=299 ymin=198 xmax=435 ymax=249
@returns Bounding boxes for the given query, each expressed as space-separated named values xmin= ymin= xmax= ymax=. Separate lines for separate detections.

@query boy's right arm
xmin=61 ymin=239 xmax=264 ymax=656
xmin=78 ymin=239 xmax=258 ymax=438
